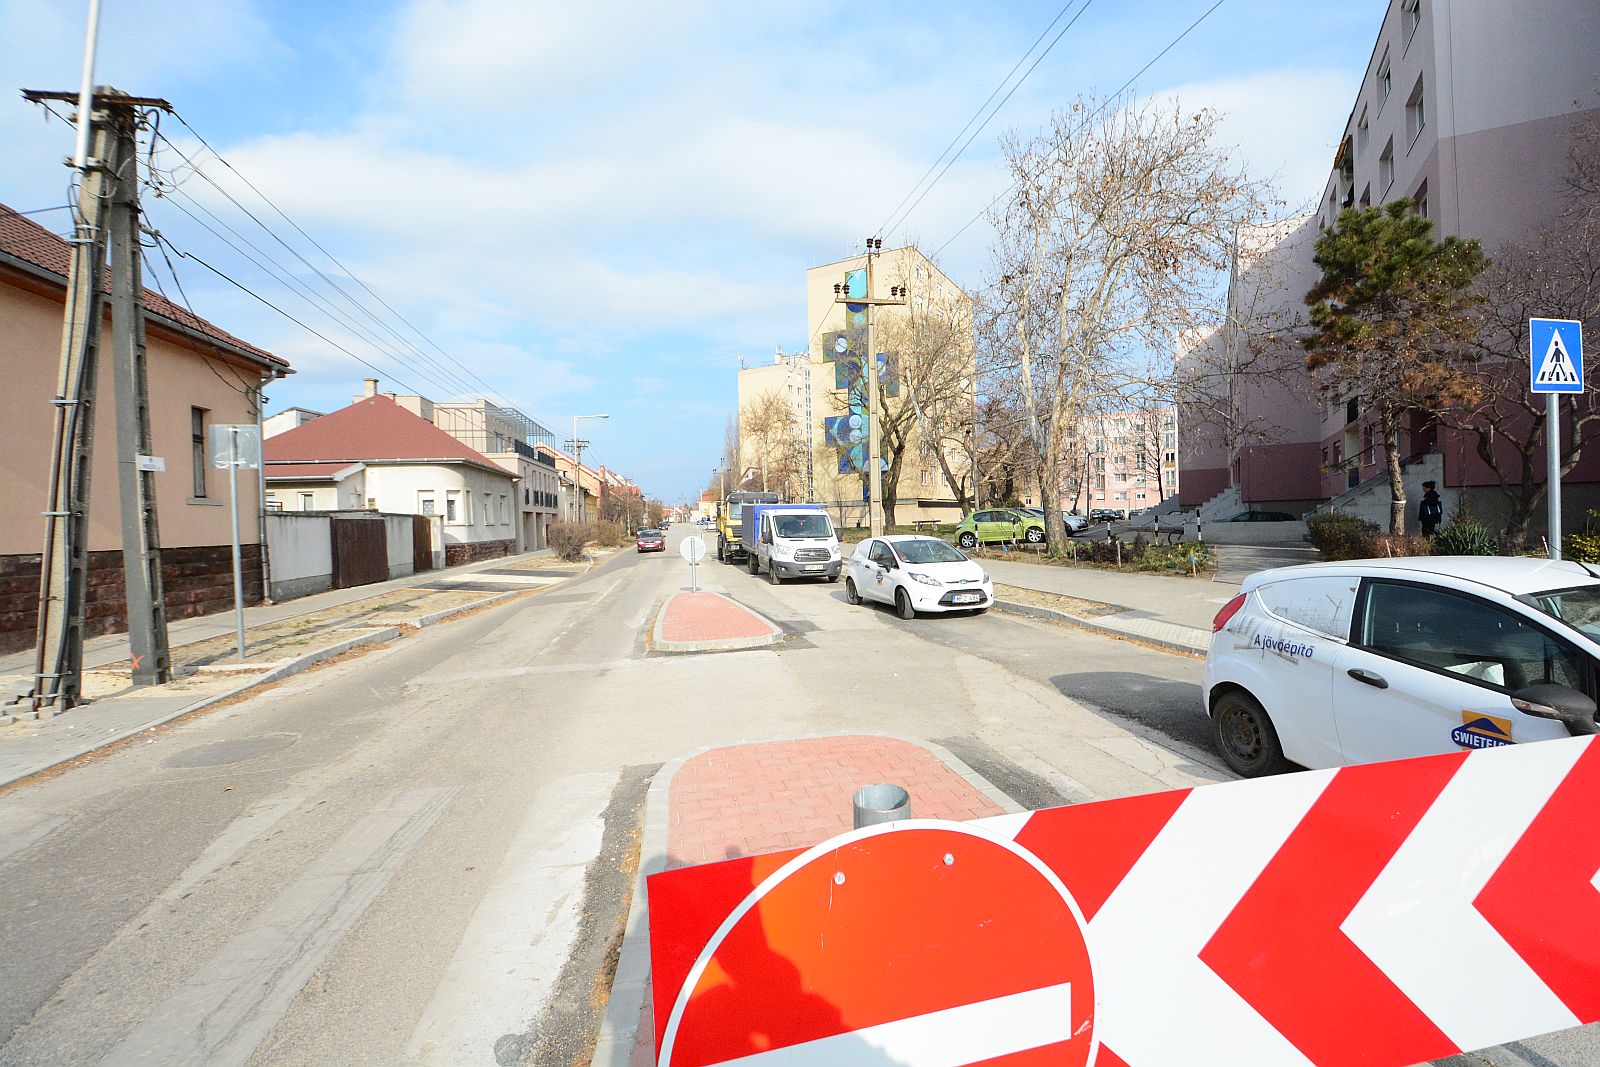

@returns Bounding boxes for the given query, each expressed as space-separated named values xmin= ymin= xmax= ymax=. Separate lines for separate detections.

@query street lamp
xmin=571 ymin=413 xmax=609 ymax=521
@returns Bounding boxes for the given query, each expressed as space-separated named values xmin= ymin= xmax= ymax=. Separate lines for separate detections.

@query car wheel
xmin=768 ymin=564 xmax=782 ymax=586
xmin=827 ymin=572 xmax=840 ymax=583
xmin=894 ymin=588 xmax=916 ymax=620
xmin=845 ymin=578 xmax=861 ymax=605
xmin=1211 ymin=690 xmax=1291 ymax=778
xmin=958 ymin=532 xmax=977 ymax=549
xmin=748 ymin=554 xmax=759 ymax=575
xmin=716 ymin=538 xmax=725 ymax=562
xmin=1025 ymin=527 xmax=1044 ymax=544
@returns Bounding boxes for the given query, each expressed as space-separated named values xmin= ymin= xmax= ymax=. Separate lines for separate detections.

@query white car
xmin=844 ymin=535 xmax=994 ymax=619
xmin=1205 ymin=557 xmax=1600 ymax=777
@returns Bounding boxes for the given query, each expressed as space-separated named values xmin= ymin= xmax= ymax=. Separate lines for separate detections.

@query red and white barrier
xmin=648 ymin=735 xmax=1600 ymax=1066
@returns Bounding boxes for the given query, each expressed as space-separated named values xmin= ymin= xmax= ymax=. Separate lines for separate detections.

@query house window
xmin=1403 ymin=0 xmax=1421 ymax=43
xmin=1346 ymin=397 xmax=1359 ymax=424
xmin=191 ymin=407 xmax=208 ymax=498
xmin=1414 ymin=180 xmax=1430 ymax=219
xmin=1376 ymin=48 xmax=1392 ymax=107
xmin=1356 ymin=108 xmax=1369 ymax=161
xmin=445 ymin=489 xmax=461 ymax=523
xmin=483 ymin=493 xmax=492 ymax=526
xmin=499 ymin=494 xmax=509 ymax=523
xmin=419 ymin=492 xmax=436 ymax=516
xmin=265 ymin=494 xmax=281 ymax=511
xmin=1360 ymin=184 xmax=1371 ymax=209
xmin=1379 ymin=138 xmax=1394 ymax=194
xmin=1406 ymin=77 xmax=1426 ymax=147
xmin=299 ymin=492 xmax=314 ymax=511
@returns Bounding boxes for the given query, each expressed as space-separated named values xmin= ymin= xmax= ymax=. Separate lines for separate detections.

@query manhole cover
xmin=163 ymin=733 xmax=298 ymax=768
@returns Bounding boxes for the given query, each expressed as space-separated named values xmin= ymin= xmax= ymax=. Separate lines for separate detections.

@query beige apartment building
xmin=735 ymin=246 xmax=974 ymax=526
xmin=0 ymin=204 xmax=291 ymax=653
xmin=1181 ymin=0 xmax=1600 ymax=529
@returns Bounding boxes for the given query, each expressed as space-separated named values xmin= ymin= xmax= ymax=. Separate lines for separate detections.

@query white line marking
xmin=155 ymin=794 xmax=303 ymax=908
xmin=412 ymin=659 xmax=646 ymax=685
xmin=703 ymin=983 xmax=1072 ymax=1067
xmin=100 ymin=786 xmax=458 ymax=1067
xmin=1343 ymin=740 xmax=1584 ymax=1052
xmin=404 ymin=773 xmax=611 ymax=1065
xmin=1088 ymin=770 xmax=1333 ymax=1067
xmin=0 ymin=806 xmax=67 ymax=865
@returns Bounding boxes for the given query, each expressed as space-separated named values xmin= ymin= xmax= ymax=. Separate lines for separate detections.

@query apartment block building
xmin=735 ymin=346 xmax=814 ymax=499
xmin=1182 ymin=0 xmax=1600 ymax=530
xmin=732 ymin=246 xmax=975 ymax=524
xmin=1065 ymin=408 xmax=1180 ymax=517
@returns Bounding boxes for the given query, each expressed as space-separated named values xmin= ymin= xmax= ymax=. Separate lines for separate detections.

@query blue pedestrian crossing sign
xmin=1530 ymin=318 xmax=1584 ymax=393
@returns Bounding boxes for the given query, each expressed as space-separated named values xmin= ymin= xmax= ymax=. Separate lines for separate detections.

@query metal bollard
xmin=853 ymin=783 xmax=910 ymax=829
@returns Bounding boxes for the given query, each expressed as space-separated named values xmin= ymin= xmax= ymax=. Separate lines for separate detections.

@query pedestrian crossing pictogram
xmin=1530 ymin=318 xmax=1584 ymax=393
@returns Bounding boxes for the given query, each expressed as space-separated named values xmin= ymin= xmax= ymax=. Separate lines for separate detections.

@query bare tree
xmin=739 ymin=391 xmax=808 ymax=497
xmin=986 ymin=94 xmax=1270 ymax=547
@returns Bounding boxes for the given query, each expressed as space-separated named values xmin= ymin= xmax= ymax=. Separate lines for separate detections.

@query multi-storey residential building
xmin=539 ymin=445 xmax=601 ymax=523
xmin=738 ymin=246 xmax=973 ymax=525
xmin=736 ymin=346 xmax=814 ymax=499
xmin=1182 ymin=0 xmax=1600 ymax=531
xmin=1065 ymin=408 xmax=1181 ymax=517
xmin=427 ymin=397 xmax=560 ymax=551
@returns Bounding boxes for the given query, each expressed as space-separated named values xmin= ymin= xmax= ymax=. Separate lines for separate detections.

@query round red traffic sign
xmin=659 ymin=820 xmax=1098 ymax=1067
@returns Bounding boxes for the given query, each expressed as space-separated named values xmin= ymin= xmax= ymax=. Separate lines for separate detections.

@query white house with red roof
xmin=264 ymin=388 xmax=520 ymax=566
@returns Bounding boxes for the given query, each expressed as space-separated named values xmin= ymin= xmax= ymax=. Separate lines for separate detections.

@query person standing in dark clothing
xmin=1419 ymin=481 xmax=1443 ymax=536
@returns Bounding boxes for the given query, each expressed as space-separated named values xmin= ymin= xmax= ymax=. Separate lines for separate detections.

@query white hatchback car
xmin=1205 ymin=557 xmax=1600 ymax=777
xmin=845 ymin=536 xmax=994 ymax=619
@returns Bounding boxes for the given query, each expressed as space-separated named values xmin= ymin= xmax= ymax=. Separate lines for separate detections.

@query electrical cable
xmin=932 ymin=0 xmax=1229 ymax=260
xmin=881 ymin=0 xmax=1097 ymax=241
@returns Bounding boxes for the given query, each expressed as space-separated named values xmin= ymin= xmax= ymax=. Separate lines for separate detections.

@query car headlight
xmin=979 ymin=569 xmax=990 ymax=584
xmin=908 ymin=572 xmax=942 ymax=586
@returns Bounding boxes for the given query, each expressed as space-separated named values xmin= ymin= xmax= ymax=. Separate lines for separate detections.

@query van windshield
xmin=774 ymin=514 xmax=833 ymax=539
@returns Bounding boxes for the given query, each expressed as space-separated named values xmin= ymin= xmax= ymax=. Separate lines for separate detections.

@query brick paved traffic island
xmin=652 ymin=591 xmax=783 ymax=653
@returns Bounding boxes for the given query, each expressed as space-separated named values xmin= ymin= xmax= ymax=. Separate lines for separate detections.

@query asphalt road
xmin=0 ymin=526 xmax=1592 ymax=1066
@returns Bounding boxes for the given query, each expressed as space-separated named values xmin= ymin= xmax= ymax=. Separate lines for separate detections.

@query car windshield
xmin=1530 ymin=584 xmax=1600 ymax=639
xmin=894 ymin=539 xmax=967 ymax=565
xmin=774 ymin=514 xmax=833 ymax=538
xmin=639 ymin=530 xmax=660 ymax=537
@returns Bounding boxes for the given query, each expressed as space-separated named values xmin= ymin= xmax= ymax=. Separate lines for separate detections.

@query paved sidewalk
xmin=653 ymin=592 xmax=783 ymax=653
xmin=595 ymin=734 xmax=1019 ymax=1066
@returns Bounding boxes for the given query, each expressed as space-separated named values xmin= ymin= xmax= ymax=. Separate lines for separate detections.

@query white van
xmin=745 ymin=506 xmax=842 ymax=585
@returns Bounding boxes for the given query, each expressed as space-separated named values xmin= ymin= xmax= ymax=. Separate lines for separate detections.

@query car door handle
xmin=1347 ymin=668 xmax=1389 ymax=689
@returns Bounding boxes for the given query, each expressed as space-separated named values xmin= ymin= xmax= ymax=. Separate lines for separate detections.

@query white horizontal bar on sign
xmin=703 ymin=983 xmax=1073 ymax=1067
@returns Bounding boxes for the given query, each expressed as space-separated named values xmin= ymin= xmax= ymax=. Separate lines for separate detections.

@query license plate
xmin=804 ymin=564 xmax=823 ymax=572
xmin=952 ymin=593 xmax=981 ymax=604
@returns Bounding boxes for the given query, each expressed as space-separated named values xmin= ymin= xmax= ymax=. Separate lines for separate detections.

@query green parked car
xmin=953 ymin=508 xmax=1046 ymax=549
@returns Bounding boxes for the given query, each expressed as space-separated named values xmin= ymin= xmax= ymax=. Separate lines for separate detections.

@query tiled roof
xmin=0 ymin=202 xmax=288 ymax=370
xmin=263 ymin=461 xmax=364 ymax=482
xmin=264 ymin=394 xmax=512 ymax=476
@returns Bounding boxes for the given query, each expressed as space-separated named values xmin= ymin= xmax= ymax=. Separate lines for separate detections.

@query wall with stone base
xmin=443 ymin=538 xmax=514 ymax=568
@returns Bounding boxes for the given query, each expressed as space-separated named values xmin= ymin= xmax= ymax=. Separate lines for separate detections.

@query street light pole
xmin=570 ymin=413 xmax=609 ymax=522
xmin=834 ymin=238 xmax=906 ymax=538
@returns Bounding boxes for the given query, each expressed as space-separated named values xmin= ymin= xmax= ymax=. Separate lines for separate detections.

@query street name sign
xmin=649 ymin=736 xmax=1600 ymax=1066
xmin=1531 ymin=317 xmax=1584 ymax=393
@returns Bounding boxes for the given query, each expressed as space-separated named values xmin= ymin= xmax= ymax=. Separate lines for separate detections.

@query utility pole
xmin=569 ymin=413 xmax=608 ymax=523
xmin=26 ymin=87 xmax=174 ymax=710
xmin=834 ymin=238 xmax=906 ymax=538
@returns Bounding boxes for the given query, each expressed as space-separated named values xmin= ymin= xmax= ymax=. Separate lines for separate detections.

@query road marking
xmin=0 ymin=805 xmax=67 ymax=865
xmin=100 ymin=785 xmax=459 ymax=1067
xmin=155 ymin=794 xmax=303 ymax=908
xmin=1088 ymin=769 xmax=1332 ymax=1067
xmin=694 ymin=983 xmax=1073 ymax=1067
xmin=404 ymin=772 xmax=611 ymax=1065
xmin=1343 ymin=741 xmax=1583 ymax=1053
xmin=412 ymin=658 xmax=646 ymax=684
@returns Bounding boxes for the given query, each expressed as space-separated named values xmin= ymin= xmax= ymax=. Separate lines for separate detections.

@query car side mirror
xmin=1511 ymin=683 xmax=1599 ymax=737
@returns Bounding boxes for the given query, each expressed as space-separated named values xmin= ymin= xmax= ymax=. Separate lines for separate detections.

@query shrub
xmin=1307 ymin=511 xmax=1379 ymax=560
xmin=1432 ymin=516 xmax=1497 ymax=556
xmin=593 ymin=521 xmax=628 ymax=548
xmin=1370 ymin=534 xmax=1434 ymax=557
xmin=1565 ymin=511 xmax=1600 ymax=563
xmin=547 ymin=521 xmax=593 ymax=562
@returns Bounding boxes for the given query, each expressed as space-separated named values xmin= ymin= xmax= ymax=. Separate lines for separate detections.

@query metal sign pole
xmin=1549 ymin=392 xmax=1562 ymax=560
xmin=228 ymin=428 xmax=246 ymax=660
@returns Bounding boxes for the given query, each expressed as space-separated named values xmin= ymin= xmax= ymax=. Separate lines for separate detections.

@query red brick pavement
xmin=657 ymin=592 xmax=779 ymax=644
xmin=629 ymin=734 xmax=1009 ymax=1063
xmin=666 ymin=734 xmax=1007 ymax=873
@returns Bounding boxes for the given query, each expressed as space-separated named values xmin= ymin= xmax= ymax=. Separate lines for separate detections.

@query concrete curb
xmin=993 ymin=598 xmax=1207 ymax=658
xmin=650 ymin=592 xmax=784 ymax=653
xmin=590 ymin=731 xmax=1021 ymax=1066
xmin=400 ymin=590 xmax=520 ymax=629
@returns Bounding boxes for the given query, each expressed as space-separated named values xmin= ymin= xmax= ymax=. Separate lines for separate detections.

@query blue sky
xmin=2 ymin=0 xmax=1387 ymax=503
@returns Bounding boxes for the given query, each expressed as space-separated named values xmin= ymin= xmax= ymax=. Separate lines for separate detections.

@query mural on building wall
xmin=822 ymin=269 xmax=896 ymax=476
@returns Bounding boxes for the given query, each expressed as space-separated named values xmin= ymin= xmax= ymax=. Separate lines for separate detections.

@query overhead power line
xmin=879 ymin=0 xmax=1098 ymax=241
xmin=932 ymin=0 xmax=1230 ymax=260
